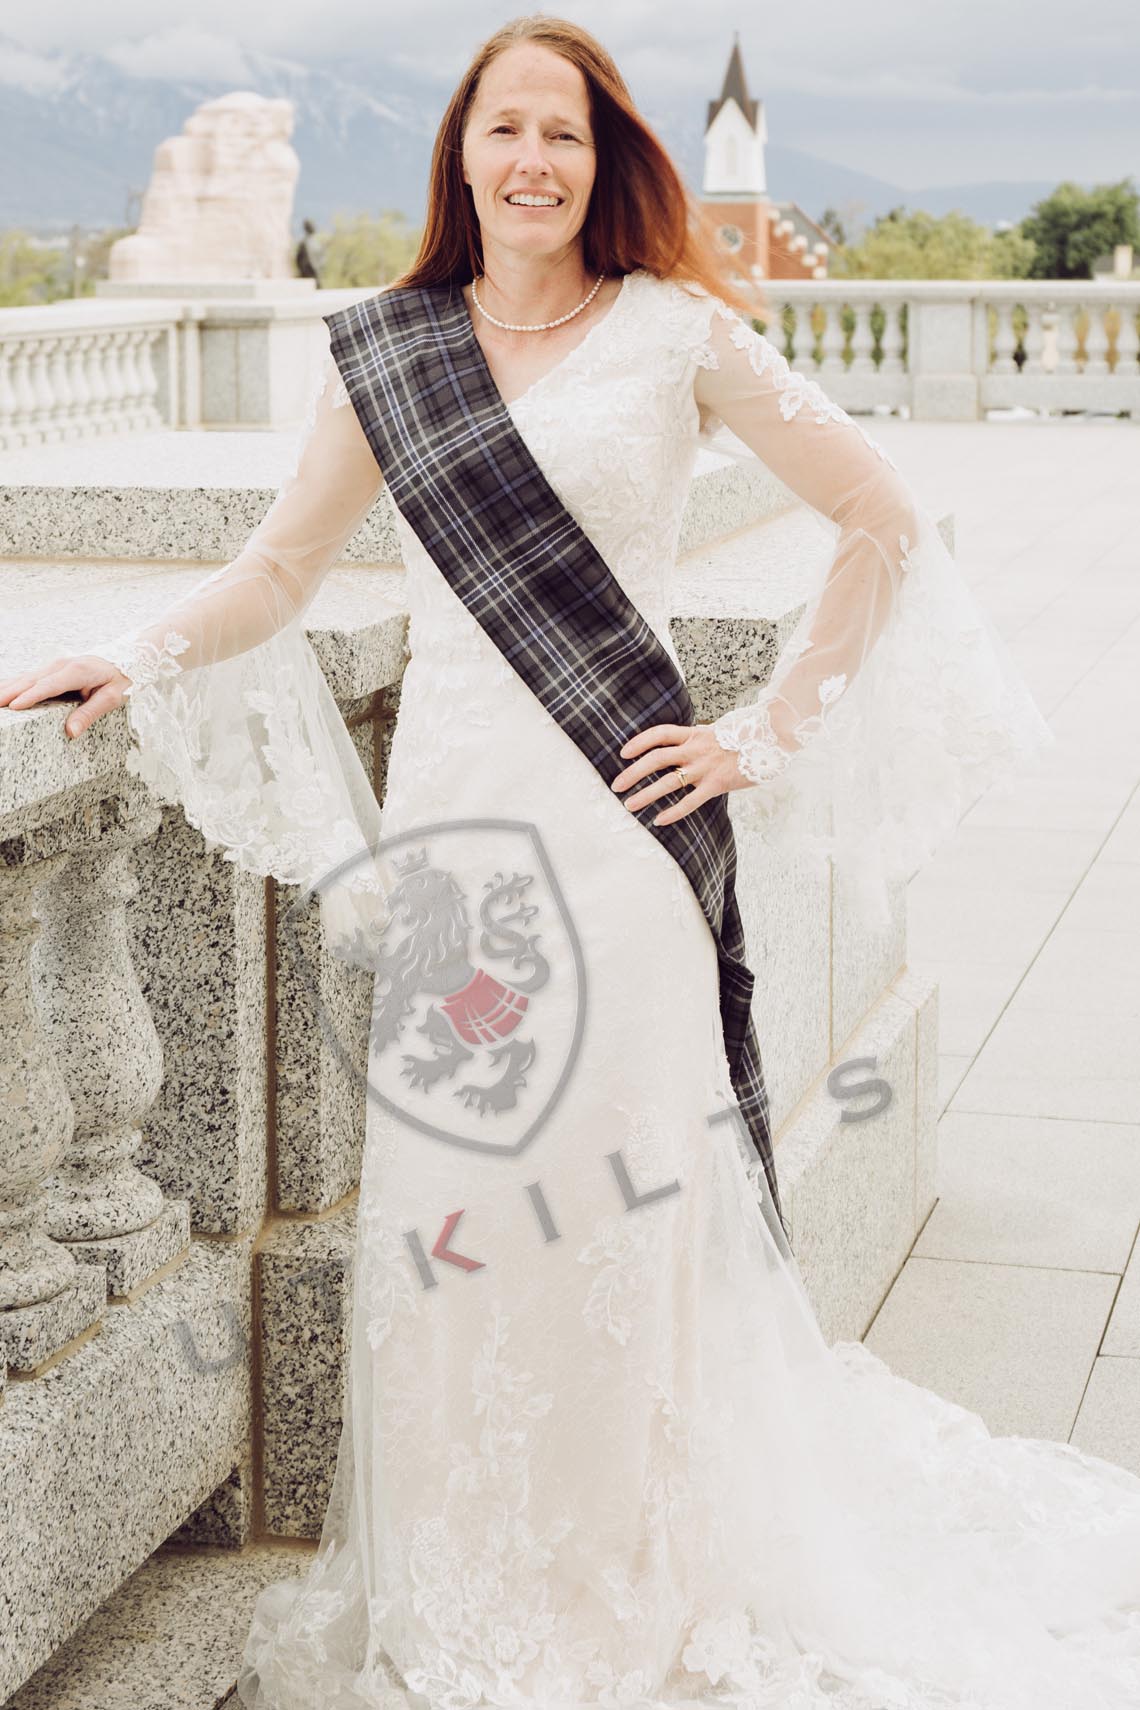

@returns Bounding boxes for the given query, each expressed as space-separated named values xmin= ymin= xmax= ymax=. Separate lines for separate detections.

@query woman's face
xmin=461 ymin=42 xmax=597 ymax=266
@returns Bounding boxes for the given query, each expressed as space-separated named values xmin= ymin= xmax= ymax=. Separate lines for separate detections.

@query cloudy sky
xmin=6 ymin=0 xmax=1139 ymax=189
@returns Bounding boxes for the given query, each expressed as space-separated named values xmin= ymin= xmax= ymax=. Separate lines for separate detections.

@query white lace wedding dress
xmin=90 ymin=270 xmax=1140 ymax=1710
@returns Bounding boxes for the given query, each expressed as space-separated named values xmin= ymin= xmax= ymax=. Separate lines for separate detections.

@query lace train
xmin=236 ymin=1097 xmax=1140 ymax=1710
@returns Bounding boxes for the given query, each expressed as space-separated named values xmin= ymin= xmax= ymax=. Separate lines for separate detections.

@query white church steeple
xmin=702 ymin=33 xmax=767 ymax=199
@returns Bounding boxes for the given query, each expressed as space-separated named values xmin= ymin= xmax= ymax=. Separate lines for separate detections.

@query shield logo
xmin=290 ymin=817 xmax=587 ymax=1158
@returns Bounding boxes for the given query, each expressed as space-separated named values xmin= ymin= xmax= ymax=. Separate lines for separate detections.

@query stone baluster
xmin=9 ymin=339 xmax=36 ymax=445
xmin=0 ymin=341 xmax=16 ymax=450
xmin=32 ymin=792 xmax=190 ymax=1304
xmin=990 ymin=301 xmax=1018 ymax=374
xmin=1084 ymin=301 xmax=1110 ymax=376
xmin=1022 ymin=302 xmax=1046 ymax=374
xmin=880 ymin=302 xmax=905 ymax=375
xmin=84 ymin=330 xmax=111 ymax=435
xmin=818 ymin=302 xmax=845 ymax=376
xmin=135 ymin=329 xmax=162 ymax=429
xmin=65 ymin=333 xmax=92 ymax=438
xmin=1116 ymin=304 xmax=1140 ymax=376
xmin=28 ymin=337 xmax=57 ymax=442
xmin=1055 ymin=305 xmax=1080 ymax=375
xmin=45 ymin=336 xmax=74 ymax=442
xmin=101 ymin=330 xmax=128 ymax=434
xmin=0 ymin=845 xmax=106 ymax=1377
xmin=118 ymin=330 xmax=145 ymax=431
xmin=849 ymin=302 xmax=876 ymax=374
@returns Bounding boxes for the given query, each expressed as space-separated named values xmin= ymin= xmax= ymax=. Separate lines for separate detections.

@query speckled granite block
xmin=678 ymin=446 xmax=799 ymax=554
xmin=65 ymin=1197 xmax=192 ymax=1300
xmin=831 ymin=870 xmax=908 ymax=1052
xmin=127 ymin=811 xmax=269 ymax=1237
xmin=672 ymin=505 xmax=836 ymax=726
xmin=780 ymin=988 xmax=919 ymax=1345
xmin=165 ymin=1457 xmax=254 ymax=1551
xmin=729 ymin=806 xmax=832 ymax=1135
xmin=0 ymin=481 xmax=407 ymax=566
xmin=270 ymin=691 xmax=396 ymax=1216
xmin=4 ymin=1539 xmax=298 ymax=1710
xmin=0 ymin=1237 xmax=252 ymax=1701
xmin=0 ymin=436 xmax=790 ymax=563
xmin=671 ymin=613 xmax=785 ymax=726
xmin=256 ymin=1206 xmax=357 ymax=1538
xmin=273 ymin=884 xmax=374 ymax=1214
xmin=0 ymin=1260 xmax=108 ymax=1376
xmin=890 ymin=967 xmax=940 ymax=1229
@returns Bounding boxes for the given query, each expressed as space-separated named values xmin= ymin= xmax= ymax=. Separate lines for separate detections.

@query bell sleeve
xmin=689 ymin=301 xmax=1056 ymax=929
xmin=88 ymin=339 xmax=399 ymax=952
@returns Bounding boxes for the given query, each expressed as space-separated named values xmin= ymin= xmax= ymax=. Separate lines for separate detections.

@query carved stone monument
xmin=108 ymin=91 xmax=303 ymax=286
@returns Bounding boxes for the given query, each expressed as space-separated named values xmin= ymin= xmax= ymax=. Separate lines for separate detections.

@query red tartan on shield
xmin=439 ymin=968 xmax=530 ymax=1046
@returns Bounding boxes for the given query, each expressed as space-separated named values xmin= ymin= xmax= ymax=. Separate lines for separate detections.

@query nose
xmin=512 ymin=128 xmax=554 ymax=176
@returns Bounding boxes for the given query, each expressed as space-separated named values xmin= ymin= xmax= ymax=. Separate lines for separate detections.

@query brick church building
xmin=699 ymin=35 xmax=834 ymax=295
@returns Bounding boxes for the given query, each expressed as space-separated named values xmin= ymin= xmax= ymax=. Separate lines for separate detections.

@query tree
xmin=817 ymin=206 xmax=847 ymax=248
xmin=830 ymin=206 xmax=1036 ymax=280
xmin=1019 ymin=178 xmax=1140 ymax=279
xmin=317 ymin=210 xmax=423 ymax=289
xmin=0 ymin=229 xmax=61 ymax=306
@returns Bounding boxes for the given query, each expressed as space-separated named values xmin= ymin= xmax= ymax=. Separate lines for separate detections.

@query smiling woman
xmin=3 ymin=11 xmax=1137 ymax=1710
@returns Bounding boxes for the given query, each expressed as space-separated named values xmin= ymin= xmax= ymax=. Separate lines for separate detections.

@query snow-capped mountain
xmin=0 ymin=31 xmax=1061 ymax=238
xmin=0 ymin=33 xmax=440 ymax=232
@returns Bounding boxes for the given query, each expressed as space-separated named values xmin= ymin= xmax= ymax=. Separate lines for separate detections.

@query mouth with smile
xmin=503 ymin=191 xmax=565 ymax=209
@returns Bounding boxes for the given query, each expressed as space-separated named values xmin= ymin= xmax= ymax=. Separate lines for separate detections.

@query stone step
xmin=0 ymin=1238 xmax=253 ymax=1703
xmin=4 ymin=1539 xmax=304 ymax=1710
xmin=0 ymin=429 xmax=796 ymax=564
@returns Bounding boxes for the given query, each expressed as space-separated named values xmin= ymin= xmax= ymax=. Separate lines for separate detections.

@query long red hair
xmin=391 ymin=14 xmax=766 ymax=319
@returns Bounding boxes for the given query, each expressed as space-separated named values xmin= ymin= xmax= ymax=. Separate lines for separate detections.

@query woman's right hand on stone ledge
xmin=0 ymin=655 xmax=133 ymax=741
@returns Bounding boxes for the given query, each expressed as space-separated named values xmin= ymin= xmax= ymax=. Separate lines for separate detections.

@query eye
xmin=489 ymin=125 xmax=581 ymax=141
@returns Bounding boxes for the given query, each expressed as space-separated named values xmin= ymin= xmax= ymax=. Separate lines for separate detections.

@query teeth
xmin=507 ymin=194 xmax=561 ymax=207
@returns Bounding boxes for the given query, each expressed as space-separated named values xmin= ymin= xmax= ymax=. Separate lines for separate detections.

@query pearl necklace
xmin=471 ymin=269 xmax=606 ymax=332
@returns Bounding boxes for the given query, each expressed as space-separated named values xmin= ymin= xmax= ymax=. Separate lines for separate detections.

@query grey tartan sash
xmin=323 ymin=281 xmax=786 ymax=1242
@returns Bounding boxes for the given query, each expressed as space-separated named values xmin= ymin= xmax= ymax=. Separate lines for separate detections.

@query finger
xmin=0 ymin=656 xmax=78 ymax=698
xmin=617 ymin=724 xmax=693 ymax=763
xmin=652 ymin=779 xmax=717 ymax=827
xmin=64 ymin=682 xmax=122 ymax=740
xmin=620 ymin=762 xmax=706 ymax=815
xmin=3 ymin=677 xmax=58 ymax=710
xmin=612 ymin=739 xmax=695 ymax=794
xmin=0 ymin=675 xmax=40 ymax=706
xmin=4 ymin=664 xmax=86 ymax=709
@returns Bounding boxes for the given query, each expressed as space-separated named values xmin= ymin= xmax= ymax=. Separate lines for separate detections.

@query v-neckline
xmin=460 ymin=268 xmax=640 ymax=415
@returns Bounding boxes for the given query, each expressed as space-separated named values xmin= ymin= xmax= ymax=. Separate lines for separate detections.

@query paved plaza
xmin=860 ymin=413 xmax=1140 ymax=1469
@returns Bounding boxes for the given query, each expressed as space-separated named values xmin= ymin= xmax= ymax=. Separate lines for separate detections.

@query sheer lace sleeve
xmin=91 ymin=348 xmax=383 ymax=684
xmin=689 ymin=299 xmax=1056 ymax=929
xmin=88 ymin=341 xmax=398 ymax=948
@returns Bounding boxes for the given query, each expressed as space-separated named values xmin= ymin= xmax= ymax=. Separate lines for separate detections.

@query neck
xmin=473 ymin=247 xmax=594 ymax=321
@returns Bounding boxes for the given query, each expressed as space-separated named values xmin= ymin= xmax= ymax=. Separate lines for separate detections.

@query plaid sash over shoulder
xmin=324 ymin=279 xmax=787 ymax=1248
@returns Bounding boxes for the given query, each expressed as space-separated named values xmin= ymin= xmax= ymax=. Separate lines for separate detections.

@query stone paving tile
xmin=863 ymin=1254 xmax=1117 ymax=1441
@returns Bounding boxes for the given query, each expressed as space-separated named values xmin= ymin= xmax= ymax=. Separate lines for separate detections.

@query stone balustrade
xmin=2 ymin=279 xmax=1138 ymax=455
xmin=0 ymin=444 xmax=940 ymax=1702
xmin=760 ymin=279 xmax=1140 ymax=420
xmin=0 ymin=290 xmax=369 ymax=450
